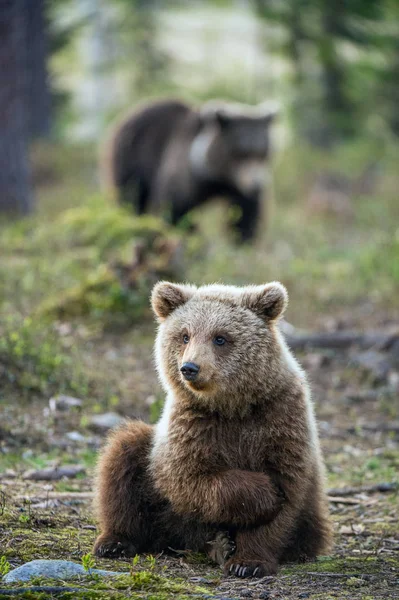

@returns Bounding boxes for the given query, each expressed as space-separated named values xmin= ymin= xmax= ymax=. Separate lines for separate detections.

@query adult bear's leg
xmin=118 ymin=175 xmax=150 ymax=215
xmin=93 ymin=420 xmax=168 ymax=558
xmin=230 ymin=190 xmax=261 ymax=243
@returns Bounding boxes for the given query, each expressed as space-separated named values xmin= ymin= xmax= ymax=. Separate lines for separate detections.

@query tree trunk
xmin=0 ymin=0 xmax=34 ymax=214
xmin=25 ymin=0 xmax=51 ymax=139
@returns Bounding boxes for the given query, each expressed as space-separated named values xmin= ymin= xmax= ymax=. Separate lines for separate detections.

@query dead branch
xmin=306 ymin=572 xmax=374 ymax=579
xmin=328 ymin=482 xmax=398 ymax=497
xmin=16 ymin=491 xmax=94 ymax=501
xmin=327 ymin=496 xmax=365 ymax=505
xmin=285 ymin=330 xmax=399 ymax=351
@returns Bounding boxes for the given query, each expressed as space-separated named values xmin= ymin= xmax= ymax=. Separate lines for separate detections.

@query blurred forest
xmin=0 ymin=1 xmax=398 ymax=599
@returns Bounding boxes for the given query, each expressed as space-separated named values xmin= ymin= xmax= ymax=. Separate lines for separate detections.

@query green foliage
xmin=149 ymin=396 xmax=165 ymax=424
xmin=19 ymin=514 xmax=31 ymax=524
xmin=254 ymin=0 xmax=397 ymax=142
xmin=132 ymin=555 xmax=140 ymax=568
xmin=146 ymin=555 xmax=156 ymax=570
xmin=0 ymin=556 xmax=10 ymax=578
xmin=0 ymin=317 xmax=88 ymax=398
xmin=81 ymin=552 xmax=96 ymax=574
xmin=46 ymin=201 xmax=168 ymax=257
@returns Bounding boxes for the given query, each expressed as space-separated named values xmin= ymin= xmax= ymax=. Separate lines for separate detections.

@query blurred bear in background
xmin=101 ymin=99 xmax=278 ymax=242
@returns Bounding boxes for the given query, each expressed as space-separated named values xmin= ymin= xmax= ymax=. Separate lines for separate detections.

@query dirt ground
xmin=1 ymin=316 xmax=398 ymax=600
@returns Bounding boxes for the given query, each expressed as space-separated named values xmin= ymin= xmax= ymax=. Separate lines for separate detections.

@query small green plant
xmin=81 ymin=552 xmax=96 ymax=574
xmin=132 ymin=554 xmax=140 ymax=567
xmin=146 ymin=554 xmax=156 ymax=570
xmin=18 ymin=514 xmax=30 ymax=524
xmin=0 ymin=556 xmax=11 ymax=578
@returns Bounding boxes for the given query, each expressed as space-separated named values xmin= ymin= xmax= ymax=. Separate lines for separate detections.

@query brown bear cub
xmin=94 ymin=282 xmax=332 ymax=577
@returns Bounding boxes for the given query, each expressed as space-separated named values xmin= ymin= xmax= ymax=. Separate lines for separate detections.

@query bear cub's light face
xmin=152 ymin=282 xmax=288 ymax=401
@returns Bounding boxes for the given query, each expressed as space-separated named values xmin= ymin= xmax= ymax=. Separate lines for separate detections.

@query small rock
xmin=388 ymin=371 xmax=399 ymax=390
xmin=2 ymin=468 xmax=17 ymax=479
xmin=88 ymin=412 xmax=124 ymax=432
xmin=22 ymin=465 xmax=85 ymax=481
xmin=279 ymin=320 xmax=296 ymax=336
xmin=351 ymin=350 xmax=392 ymax=382
xmin=298 ymin=594 xmax=310 ymax=599
xmin=145 ymin=395 xmax=157 ymax=407
xmin=238 ymin=590 xmax=253 ymax=598
xmin=302 ymin=353 xmax=330 ymax=369
xmin=259 ymin=593 xmax=271 ymax=600
xmin=66 ymin=431 xmax=87 ymax=443
xmin=189 ymin=577 xmax=210 ymax=584
xmin=49 ymin=395 xmax=83 ymax=412
xmin=3 ymin=559 xmax=122 ymax=583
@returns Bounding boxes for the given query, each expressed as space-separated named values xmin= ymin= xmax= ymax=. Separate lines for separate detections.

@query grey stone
xmin=351 ymin=350 xmax=392 ymax=381
xmin=3 ymin=559 xmax=122 ymax=583
xmin=88 ymin=412 xmax=124 ymax=432
xmin=49 ymin=395 xmax=83 ymax=412
xmin=66 ymin=431 xmax=87 ymax=443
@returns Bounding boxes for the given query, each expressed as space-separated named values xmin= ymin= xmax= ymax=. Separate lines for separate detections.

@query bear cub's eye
xmin=183 ymin=334 xmax=190 ymax=344
xmin=213 ymin=335 xmax=226 ymax=346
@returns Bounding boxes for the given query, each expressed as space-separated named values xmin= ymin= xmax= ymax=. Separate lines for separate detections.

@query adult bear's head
xmin=189 ymin=100 xmax=279 ymax=196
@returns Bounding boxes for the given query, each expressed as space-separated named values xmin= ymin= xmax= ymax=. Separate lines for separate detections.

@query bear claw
xmin=94 ymin=536 xmax=138 ymax=559
xmin=225 ymin=559 xmax=277 ymax=578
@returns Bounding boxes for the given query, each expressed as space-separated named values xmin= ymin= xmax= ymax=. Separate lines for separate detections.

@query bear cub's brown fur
xmin=94 ymin=282 xmax=332 ymax=577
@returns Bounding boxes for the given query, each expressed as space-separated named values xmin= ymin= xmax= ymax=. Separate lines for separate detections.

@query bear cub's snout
xmin=180 ymin=362 xmax=200 ymax=381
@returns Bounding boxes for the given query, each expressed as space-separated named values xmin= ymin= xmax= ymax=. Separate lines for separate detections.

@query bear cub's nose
xmin=180 ymin=362 xmax=200 ymax=381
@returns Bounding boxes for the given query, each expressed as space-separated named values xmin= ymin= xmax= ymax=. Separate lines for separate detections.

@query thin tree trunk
xmin=0 ymin=0 xmax=34 ymax=214
xmin=25 ymin=0 xmax=51 ymax=139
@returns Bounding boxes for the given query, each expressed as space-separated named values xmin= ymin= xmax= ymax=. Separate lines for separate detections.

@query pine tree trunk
xmin=0 ymin=0 xmax=34 ymax=214
xmin=25 ymin=0 xmax=51 ymax=139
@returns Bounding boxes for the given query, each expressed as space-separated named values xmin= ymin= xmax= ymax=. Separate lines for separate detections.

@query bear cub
xmin=93 ymin=281 xmax=332 ymax=577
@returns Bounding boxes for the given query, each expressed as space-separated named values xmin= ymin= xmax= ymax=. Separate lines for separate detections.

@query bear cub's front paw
xmin=94 ymin=534 xmax=138 ymax=558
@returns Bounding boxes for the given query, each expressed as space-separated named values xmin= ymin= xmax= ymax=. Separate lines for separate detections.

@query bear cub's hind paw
xmin=224 ymin=558 xmax=278 ymax=578
xmin=207 ymin=531 xmax=236 ymax=566
xmin=94 ymin=535 xmax=138 ymax=559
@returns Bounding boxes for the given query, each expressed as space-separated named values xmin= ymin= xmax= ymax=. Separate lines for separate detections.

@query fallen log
xmin=328 ymin=482 xmax=398 ymax=497
xmin=285 ymin=330 xmax=399 ymax=351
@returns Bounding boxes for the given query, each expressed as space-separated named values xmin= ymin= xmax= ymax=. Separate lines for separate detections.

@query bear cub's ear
xmin=242 ymin=282 xmax=288 ymax=322
xmin=151 ymin=282 xmax=195 ymax=321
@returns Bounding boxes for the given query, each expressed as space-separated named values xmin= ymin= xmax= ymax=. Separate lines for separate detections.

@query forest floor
xmin=0 ymin=140 xmax=398 ymax=599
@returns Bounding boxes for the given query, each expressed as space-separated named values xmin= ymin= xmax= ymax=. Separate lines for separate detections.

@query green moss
xmin=0 ymin=571 xmax=214 ymax=600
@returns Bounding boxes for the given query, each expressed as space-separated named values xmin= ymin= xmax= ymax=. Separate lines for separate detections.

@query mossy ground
xmin=0 ymin=140 xmax=398 ymax=598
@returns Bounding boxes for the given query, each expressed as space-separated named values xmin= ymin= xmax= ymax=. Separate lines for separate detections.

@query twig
xmin=306 ymin=572 xmax=374 ymax=579
xmin=16 ymin=492 xmax=94 ymax=501
xmin=328 ymin=482 xmax=398 ymax=497
xmin=327 ymin=496 xmax=365 ymax=504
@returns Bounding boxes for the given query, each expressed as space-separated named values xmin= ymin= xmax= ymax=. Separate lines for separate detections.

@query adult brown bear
xmin=102 ymin=99 xmax=278 ymax=242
